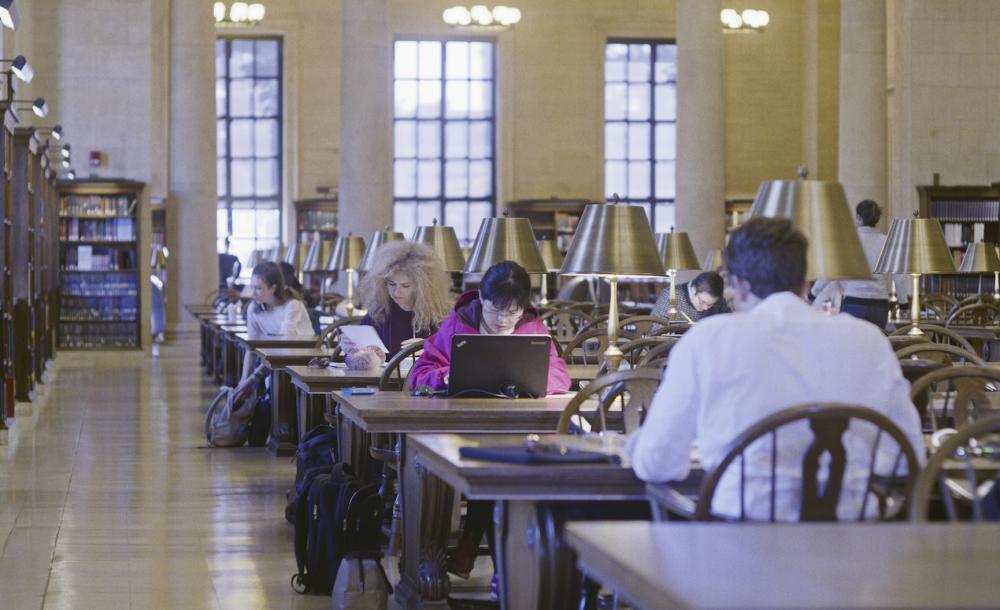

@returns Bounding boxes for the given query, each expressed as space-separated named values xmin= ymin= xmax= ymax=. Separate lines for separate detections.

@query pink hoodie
xmin=408 ymin=290 xmax=571 ymax=394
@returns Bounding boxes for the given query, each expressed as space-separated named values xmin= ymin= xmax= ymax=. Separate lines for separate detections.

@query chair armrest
xmin=646 ymin=482 xmax=696 ymax=521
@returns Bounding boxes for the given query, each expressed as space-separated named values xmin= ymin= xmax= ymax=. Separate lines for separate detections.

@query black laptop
xmin=448 ymin=334 xmax=551 ymax=398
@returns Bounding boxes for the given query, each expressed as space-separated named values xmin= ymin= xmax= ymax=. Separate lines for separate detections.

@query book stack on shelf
xmin=295 ymin=197 xmax=338 ymax=245
xmin=57 ymin=181 xmax=143 ymax=349
xmin=506 ymin=198 xmax=592 ymax=253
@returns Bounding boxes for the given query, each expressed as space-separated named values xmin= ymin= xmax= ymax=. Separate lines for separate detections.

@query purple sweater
xmin=361 ymin=299 xmax=433 ymax=358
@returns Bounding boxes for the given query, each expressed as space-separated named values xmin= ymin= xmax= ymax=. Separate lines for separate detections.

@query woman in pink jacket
xmin=409 ymin=261 xmax=569 ymax=593
xmin=408 ymin=260 xmax=570 ymax=394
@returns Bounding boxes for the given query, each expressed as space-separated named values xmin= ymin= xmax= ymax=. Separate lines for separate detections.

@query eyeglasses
xmin=482 ymin=301 xmax=524 ymax=322
xmin=307 ymin=356 xmax=332 ymax=368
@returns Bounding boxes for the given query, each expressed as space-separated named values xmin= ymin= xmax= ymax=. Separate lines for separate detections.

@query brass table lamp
xmin=463 ymin=210 xmax=547 ymax=275
xmin=958 ymin=242 xmax=1000 ymax=299
xmin=411 ymin=219 xmax=466 ymax=273
xmin=537 ymin=238 xmax=564 ymax=306
xmin=993 ymin=245 xmax=1000 ymax=300
xmin=560 ymin=198 xmax=665 ymax=372
xmin=874 ymin=215 xmax=956 ymax=335
xmin=303 ymin=239 xmax=334 ymax=301
xmin=326 ymin=234 xmax=367 ymax=316
xmin=359 ymin=227 xmax=404 ymax=272
xmin=656 ymin=228 xmax=700 ymax=321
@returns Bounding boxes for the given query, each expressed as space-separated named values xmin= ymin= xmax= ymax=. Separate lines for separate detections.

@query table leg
xmin=266 ymin=368 xmax=297 ymax=456
xmin=296 ymin=389 xmax=328 ymax=441
xmin=223 ymin=336 xmax=239 ymax=387
xmin=396 ymin=435 xmax=453 ymax=609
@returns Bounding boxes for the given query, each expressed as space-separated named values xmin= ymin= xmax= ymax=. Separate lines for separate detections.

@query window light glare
xmin=213 ymin=2 xmax=226 ymax=22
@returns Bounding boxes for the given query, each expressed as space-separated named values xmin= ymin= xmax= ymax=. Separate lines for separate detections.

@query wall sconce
xmin=37 ymin=124 xmax=62 ymax=141
xmin=61 ymin=144 xmax=70 ymax=159
xmin=0 ymin=0 xmax=20 ymax=31
xmin=214 ymin=2 xmax=265 ymax=27
xmin=0 ymin=55 xmax=32 ymax=83
xmin=721 ymin=8 xmax=769 ymax=32
xmin=14 ymin=96 xmax=47 ymax=117
xmin=443 ymin=5 xmax=521 ymax=29
xmin=65 ymin=169 xmax=75 ymax=180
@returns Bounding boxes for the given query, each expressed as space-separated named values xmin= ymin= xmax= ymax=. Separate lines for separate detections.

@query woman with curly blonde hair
xmin=343 ymin=240 xmax=451 ymax=369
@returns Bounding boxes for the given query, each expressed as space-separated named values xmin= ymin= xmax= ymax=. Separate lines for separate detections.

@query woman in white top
xmin=239 ymin=261 xmax=315 ymax=384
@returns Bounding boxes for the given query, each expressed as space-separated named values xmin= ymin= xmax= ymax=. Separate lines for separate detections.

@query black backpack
xmin=285 ymin=424 xmax=340 ymax=523
xmin=291 ymin=462 xmax=384 ymax=595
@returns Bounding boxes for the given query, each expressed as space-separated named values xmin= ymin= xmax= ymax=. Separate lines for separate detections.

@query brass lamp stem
xmin=907 ymin=274 xmax=923 ymax=336
xmin=887 ymin=275 xmax=898 ymax=323
xmin=667 ymin=269 xmax=678 ymax=321
xmin=540 ymin=273 xmax=549 ymax=306
xmin=603 ymin=277 xmax=624 ymax=375
xmin=994 ymin=271 xmax=999 ymax=300
xmin=345 ymin=268 xmax=355 ymax=317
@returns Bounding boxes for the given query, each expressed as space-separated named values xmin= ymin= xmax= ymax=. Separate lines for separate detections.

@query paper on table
xmin=338 ymin=325 xmax=389 ymax=354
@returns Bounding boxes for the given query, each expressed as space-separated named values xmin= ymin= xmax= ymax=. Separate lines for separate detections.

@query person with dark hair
xmin=627 ymin=217 xmax=923 ymax=521
xmin=218 ymin=235 xmax=242 ymax=289
xmin=810 ymin=199 xmax=906 ymax=328
xmin=279 ymin=261 xmax=318 ymax=308
xmin=650 ymin=270 xmax=730 ymax=323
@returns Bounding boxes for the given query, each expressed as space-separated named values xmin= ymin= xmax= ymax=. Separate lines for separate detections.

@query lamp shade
xmin=874 ymin=217 xmax=956 ymax=275
xmin=463 ymin=215 xmax=547 ymax=274
xmin=267 ymin=244 xmax=286 ymax=263
xmin=750 ymin=179 xmax=871 ymax=280
xmin=411 ymin=221 xmax=466 ymax=272
xmin=303 ymin=240 xmax=334 ymax=272
xmin=958 ymin=242 xmax=1000 ymax=273
xmin=538 ymin=238 xmax=563 ymax=271
xmin=560 ymin=202 xmax=665 ymax=277
xmin=326 ymin=234 xmax=367 ymax=271
xmin=655 ymin=230 xmax=700 ymax=271
xmin=703 ymin=248 xmax=724 ymax=272
xmin=284 ymin=243 xmax=309 ymax=269
xmin=359 ymin=229 xmax=404 ymax=271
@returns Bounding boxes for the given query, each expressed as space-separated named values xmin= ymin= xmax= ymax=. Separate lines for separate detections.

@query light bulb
xmin=247 ymin=3 xmax=265 ymax=22
xmin=230 ymin=2 xmax=248 ymax=22
xmin=213 ymin=2 xmax=226 ymax=22
xmin=470 ymin=5 xmax=492 ymax=25
xmin=720 ymin=8 xmax=742 ymax=29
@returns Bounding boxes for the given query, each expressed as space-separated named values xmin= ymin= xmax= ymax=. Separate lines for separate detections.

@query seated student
xmin=409 ymin=260 xmax=570 ymax=393
xmin=627 ymin=217 xmax=924 ymax=521
xmin=341 ymin=241 xmax=451 ymax=369
xmin=279 ymin=261 xmax=318 ymax=309
xmin=650 ymin=270 xmax=730 ymax=324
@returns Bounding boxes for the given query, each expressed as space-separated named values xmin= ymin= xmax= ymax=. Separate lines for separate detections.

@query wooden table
xmin=566 ymin=521 xmax=1000 ymax=609
xmin=253 ymin=347 xmax=333 ymax=455
xmin=286 ymin=364 xmax=390 ymax=447
xmin=565 ymin=364 xmax=599 ymax=386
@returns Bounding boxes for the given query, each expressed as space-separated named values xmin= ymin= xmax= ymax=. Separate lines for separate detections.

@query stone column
xmin=676 ymin=0 xmax=725 ymax=259
xmin=838 ymin=0 xmax=887 ymax=216
xmin=338 ymin=0 xmax=392 ymax=238
xmin=168 ymin=0 xmax=217 ymax=330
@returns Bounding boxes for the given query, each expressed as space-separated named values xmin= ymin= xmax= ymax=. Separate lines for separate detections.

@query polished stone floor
xmin=0 ymin=335 xmax=330 ymax=609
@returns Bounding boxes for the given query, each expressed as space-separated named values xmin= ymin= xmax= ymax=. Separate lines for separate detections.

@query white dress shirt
xmin=246 ymin=299 xmax=315 ymax=336
xmin=627 ymin=292 xmax=924 ymax=521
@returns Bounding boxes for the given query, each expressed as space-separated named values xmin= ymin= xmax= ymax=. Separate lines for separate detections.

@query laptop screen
xmin=448 ymin=334 xmax=551 ymax=398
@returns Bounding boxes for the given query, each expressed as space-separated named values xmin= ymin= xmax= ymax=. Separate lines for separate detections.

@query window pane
xmin=394 ymin=160 xmax=417 ymax=197
xmin=655 ymin=161 xmax=676 ymax=199
xmin=418 ymin=81 xmax=442 ymax=118
xmin=445 ymin=121 xmax=468 ymax=159
xmin=217 ymin=119 xmax=228 ymax=156
xmin=230 ymin=79 xmax=253 ymax=117
xmin=445 ymin=81 xmax=469 ymax=118
xmin=654 ymin=203 xmax=675 ymax=234
xmin=419 ymin=41 xmax=442 ymax=78
xmin=655 ymin=123 xmax=676 ymax=160
xmin=628 ymin=84 xmax=651 ymax=120
xmin=469 ymin=121 xmax=491 ymax=159
xmin=469 ymin=160 xmax=491 ymax=198
xmin=229 ymin=40 xmax=254 ymax=77
xmin=217 ymin=159 xmax=228 ymax=197
xmin=255 ymin=208 xmax=280 ymax=239
xmin=254 ymin=78 xmax=279 ymax=117
xmin=655 ymin=84 xmax=676 ymax=121
xmin=444 ymin=201 xmax=469 ymax=242
xmin=216 ymin=40 xmax=227 ymax=78
xmin=417 ymin=160 xmax=441 ymax=197
xmin=606 ymin=161 xmax=626 ymax=199
xmin=231 ymin=119 xmax=253 ymax=157
xmin=445 ymin=160 xmax=468 ymax=198
xmin=395 ymin=41 xmax=418 ymax=78
xmin=628 ymin=162 xmax=651 ymax=198
xmin=256 ymin=40 xmax=279 ymax=77
xmin=628 ymin=123 xmax=650 ymax=160
xmin=605 ymin=84 xmax=626 ymax=120
xmin=216 ymin=79 xmax=227 ymax=116
xmin=217 ymin=208 xmax=228 ymax=239
xmin=605 ymin=123 xmax=625 ymax=160
xmin=394 ymin=201 xmax=416 ymax=237
xmin=254 ymin=159 xmax=279 ymax=196
xmin=469 ymin=201 xmax=493 ymax=232
xmin=605 ymin=53 xmax=626 ymax=82
xmin=395 ymin=80 xmax=418 ymax=118
xmin=255 ymin=119 xmax=279 ymax=157
xmin=470 ymin=42 xmax=493 ymax=78
xmin=231 ymin=160 xmax=253 ymax=197
xmin=627 ymin=44 xmax=652 ymax=82
xmin=655 ymin=45 xmax=677 ymax=83
xmin=232 ymin=208 xmax=254 ymax=237
xmin=606 ymin=43 xmax=628 ymax=61
xmin=469 ymin=81 xmax=492 ymax=119
xmin=417 ymin=201 xmax=438 ymax=226
xmin=417 ymin=121 xmax=441 ymax=159
xmin=395 ymin=120 xmax=417 ymax=158
xmin=446 ymin=42 xmax=469 ymax=79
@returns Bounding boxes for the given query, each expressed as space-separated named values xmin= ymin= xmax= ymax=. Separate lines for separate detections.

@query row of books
xmin=924 ymin=275 xmax=990 ymax=297
xmin=61 ymin=275 xmax=137 ymax=297
xmin=62 ymin=245 xmax=136 ymax=271
xmin=60 ymin=217 xmax=135 ymax=241
xmin=59 ymin=323 xmax=137 ymax=348
xmin=60 ymin=195 xmax=136 ymax=217
xmin=941 ymin=222 xmax=986 ymax=248
xmin=60 ymin=295 xmax=138 ymax=322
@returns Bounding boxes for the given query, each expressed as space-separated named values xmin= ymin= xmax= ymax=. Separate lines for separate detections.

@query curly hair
xmin=358 ymin=240 xmax=451 ymax=334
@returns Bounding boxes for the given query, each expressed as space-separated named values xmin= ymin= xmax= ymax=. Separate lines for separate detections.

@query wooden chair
xmin=910 ymin=415 xmax=1000 ymax=522
xmin=648 ymin=404 xmax=921 ymax=522
xmin=540 ymin=308 xmax=594 ymax=355
xmin=636 ymin=337 xmax=681 ymax=370
xmin=377 ymin=339 xmax=425 ymax=391
xmin=594 ymin=336 xmax=676 ymax=377
xmin=316 ymin=315 xmax=364 ymax=351
xmin=909 ymin=366 xmax=1000 ymax=432
xmin=921 ymin=293 xmax=959 ymax=321
xmin=945 ymin=303 xmax=1000 ymax=327
xmin=557 ymin=368 xmax=662 ymax=434
xmin=894 ymin=343 xmax=985 ymax=367
xmin=889 ymin=323 xmax=973 ymax=350
xmin=647 ymin=322 xmax=692 ymax=337
xmin=617 ymin=315 xmax=674 ymax=336
xmin=575 ymin=314 xmax=611 ymax=336
xmin=561 ymin=328 xmax=638 ymax=365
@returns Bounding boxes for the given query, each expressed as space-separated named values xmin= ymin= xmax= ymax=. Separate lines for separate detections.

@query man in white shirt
xmin=627 ymin=217 xmax=924 ymax=520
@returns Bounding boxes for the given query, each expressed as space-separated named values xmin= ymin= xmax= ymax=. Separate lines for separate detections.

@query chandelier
xmin=720 ymin=8 xmax=769 ymax=32
xmin=214 ymin=2 xmax=265 ymax=27
xmin=442 ymin=5 xmax=521 ymax=29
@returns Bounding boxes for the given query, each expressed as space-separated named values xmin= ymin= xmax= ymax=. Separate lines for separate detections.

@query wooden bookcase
xmin=505 ymin=198 xmax=592 ymax=252
xmin=11 ymin=128 xmax=39 ymax=400
xmin=0 ymin=105 xmax=14 ymax=421
xmin=918 ymin=184 xmax=1000 ymax=298
xmin=57 ymin=179 xmax=145 ymax=349
xmin=294 ymin=197 xmax=338 ymax=245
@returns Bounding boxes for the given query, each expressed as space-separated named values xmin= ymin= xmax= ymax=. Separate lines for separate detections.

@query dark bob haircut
xmin=691 ymin=271 xmax=724 ymax=299
xmin=724 ymin=217 xmax=808 ymax=300
xmin=856 ymin=200 xmax=881 ymax=228
xmin=479 ymin=260 xmax=532 ymax=311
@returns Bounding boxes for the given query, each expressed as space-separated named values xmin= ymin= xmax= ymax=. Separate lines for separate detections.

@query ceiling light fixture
xmin=721 ymin=8 xmax=769 ymax=32
xmin=13 ymin=96 xmax=47 ymax=117
xmin=37 ymin=124 xmax=62 ymax=141
xmin=66 ymin=169 xmax=76 ymax=180
xmin=214 ymin=2 xmax=265 ymax=27
xmin=0 ymin=55 xmax=32 ymax=83
xmin=61 ymin=144 xmax=70 ymax=159
xmin=0 ymin=0 xmax=20 ymax=31
xmin=443 ymin=5 xmax=521 ymax=29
